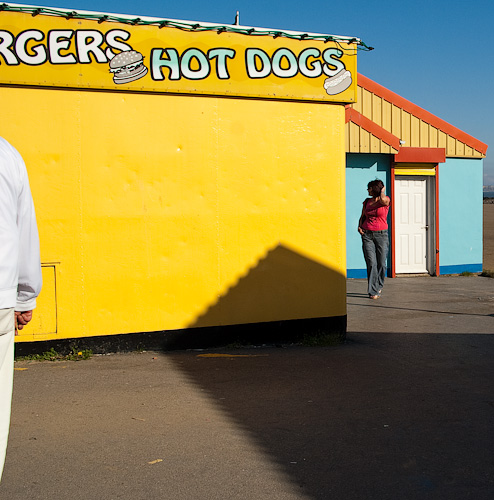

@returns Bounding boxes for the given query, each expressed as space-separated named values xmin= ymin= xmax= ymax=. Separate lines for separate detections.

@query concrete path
xmin=347 ymin=275 xmax=494 ymax=334
xmin=2 ymin=276 xmax=493 ymax=499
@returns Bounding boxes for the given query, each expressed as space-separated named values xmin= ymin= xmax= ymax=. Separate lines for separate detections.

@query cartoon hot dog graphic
xmin=324 ymin=69 xmax=352 ymax=95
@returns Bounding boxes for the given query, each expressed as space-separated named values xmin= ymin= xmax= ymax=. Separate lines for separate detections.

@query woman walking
xmin=358 ymin=179 xmax=390 ymax=299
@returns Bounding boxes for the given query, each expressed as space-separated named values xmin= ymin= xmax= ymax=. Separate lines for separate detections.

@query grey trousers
xmin=362 ymin=230 xmax=389 ymax=296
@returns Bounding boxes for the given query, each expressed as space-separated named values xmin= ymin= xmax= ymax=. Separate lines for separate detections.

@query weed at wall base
xmin=15 ymin=347 xmax=93 ymax=362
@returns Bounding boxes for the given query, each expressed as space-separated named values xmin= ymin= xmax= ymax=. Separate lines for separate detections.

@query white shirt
xmin=0 ymin=137 xmax=42 ymax=311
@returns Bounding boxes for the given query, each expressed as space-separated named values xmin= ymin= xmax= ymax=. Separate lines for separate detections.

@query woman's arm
xmin=358 ymin=203 xmax=366 ymax=235
xmin=379 ymin=186 xmax=390 ymax=206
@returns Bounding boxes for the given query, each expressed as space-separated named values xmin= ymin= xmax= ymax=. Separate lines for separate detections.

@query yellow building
xmin=0 ymin=4 xmax=363 ymax=350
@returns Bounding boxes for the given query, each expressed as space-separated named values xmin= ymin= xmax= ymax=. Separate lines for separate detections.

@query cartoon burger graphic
xmin=323 ymin=69 xmax=352 ymax=96
xmin=109 ymin=50 xmax=148 ymax=84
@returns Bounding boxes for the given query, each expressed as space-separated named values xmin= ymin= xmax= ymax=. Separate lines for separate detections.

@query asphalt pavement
xmin=2 ymin=275 xmax=493 ymax=499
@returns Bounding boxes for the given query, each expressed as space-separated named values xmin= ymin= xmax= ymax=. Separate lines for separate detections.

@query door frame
xmin=390 ymin=164 xmax=440 ymax=277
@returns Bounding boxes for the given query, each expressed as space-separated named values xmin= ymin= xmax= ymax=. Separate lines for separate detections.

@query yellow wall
xmin=1 ymin=86 xmax=346 ymax=342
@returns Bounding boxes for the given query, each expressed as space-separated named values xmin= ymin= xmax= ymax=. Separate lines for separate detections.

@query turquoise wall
xmin=346 ymin=154 xmax=391 ymax=278
xmin=438 ymin=158 xmax=483 ymax=274
xmin=346 ymin=155 xmax=483 ymax=277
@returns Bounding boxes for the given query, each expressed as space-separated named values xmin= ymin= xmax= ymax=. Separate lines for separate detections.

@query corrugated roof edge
xmin=2 ymin=2 xmax=363 ymax=44
xmin=345 ymin=107 xmax=401 ymax=151
xmin=358 ymin=73 xmax=488 ymax=156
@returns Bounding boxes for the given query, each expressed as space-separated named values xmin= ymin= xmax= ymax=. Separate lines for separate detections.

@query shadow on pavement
xmin=348 ymin=301 xmax=494 ymax=318
xmin=165 ymin=333 xmax=494 ymax=499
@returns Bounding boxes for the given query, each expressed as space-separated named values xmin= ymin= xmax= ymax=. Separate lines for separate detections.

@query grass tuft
xmin=16 ymin=346 xmax=93 ymax=362
xmin=302 ymin=332 xmax=345 ymax=347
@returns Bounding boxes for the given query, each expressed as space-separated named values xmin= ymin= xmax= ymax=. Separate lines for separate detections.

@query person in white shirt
xmin=0 ymin=137 xmax=42 ymax=481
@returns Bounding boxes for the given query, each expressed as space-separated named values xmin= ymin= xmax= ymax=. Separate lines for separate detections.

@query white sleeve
xmin=15 ymin=153 xmax=42 ymax=311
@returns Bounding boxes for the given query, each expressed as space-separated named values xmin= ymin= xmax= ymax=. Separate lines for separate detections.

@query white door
xmin=395 ymin=177 xmax=428 ymax=273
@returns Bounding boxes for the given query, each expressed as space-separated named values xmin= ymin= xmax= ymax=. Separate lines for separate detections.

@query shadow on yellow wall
xmin=187 ymin=244 xmax=346 ymax=331
xmin=15 ymin=244 xmax=346 ymax=352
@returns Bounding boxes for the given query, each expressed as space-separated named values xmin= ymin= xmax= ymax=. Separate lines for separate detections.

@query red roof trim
xmin=394 ymin=147 xmax=446 ymax=163
xmin=346 ymin=107 xmax=401 ymax=151
xmin=358 ymin=74 xmax=488 ymax=156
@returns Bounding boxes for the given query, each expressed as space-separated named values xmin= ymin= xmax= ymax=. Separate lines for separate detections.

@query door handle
xmin=422 ymin=225 xmax=429 ymax=230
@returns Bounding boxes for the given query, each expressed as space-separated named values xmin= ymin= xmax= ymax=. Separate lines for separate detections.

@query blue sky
xmin=9 ymin=0 xmax=494 ymax=184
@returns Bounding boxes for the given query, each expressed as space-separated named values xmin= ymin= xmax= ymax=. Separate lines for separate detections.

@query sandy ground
xmin=484 ymin=204 xmax=494 ymax=270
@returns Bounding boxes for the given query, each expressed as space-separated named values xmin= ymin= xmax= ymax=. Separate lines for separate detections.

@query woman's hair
xmin=368 ymin=179 xmax=384 ymax=197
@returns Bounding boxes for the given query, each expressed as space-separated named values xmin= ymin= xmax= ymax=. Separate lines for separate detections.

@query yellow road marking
xmin=197 ymin=353 xmax=269 ymax=358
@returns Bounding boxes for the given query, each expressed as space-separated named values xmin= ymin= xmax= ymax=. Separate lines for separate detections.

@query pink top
xmin=361 ymin=198 xmax=390 ymax=231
